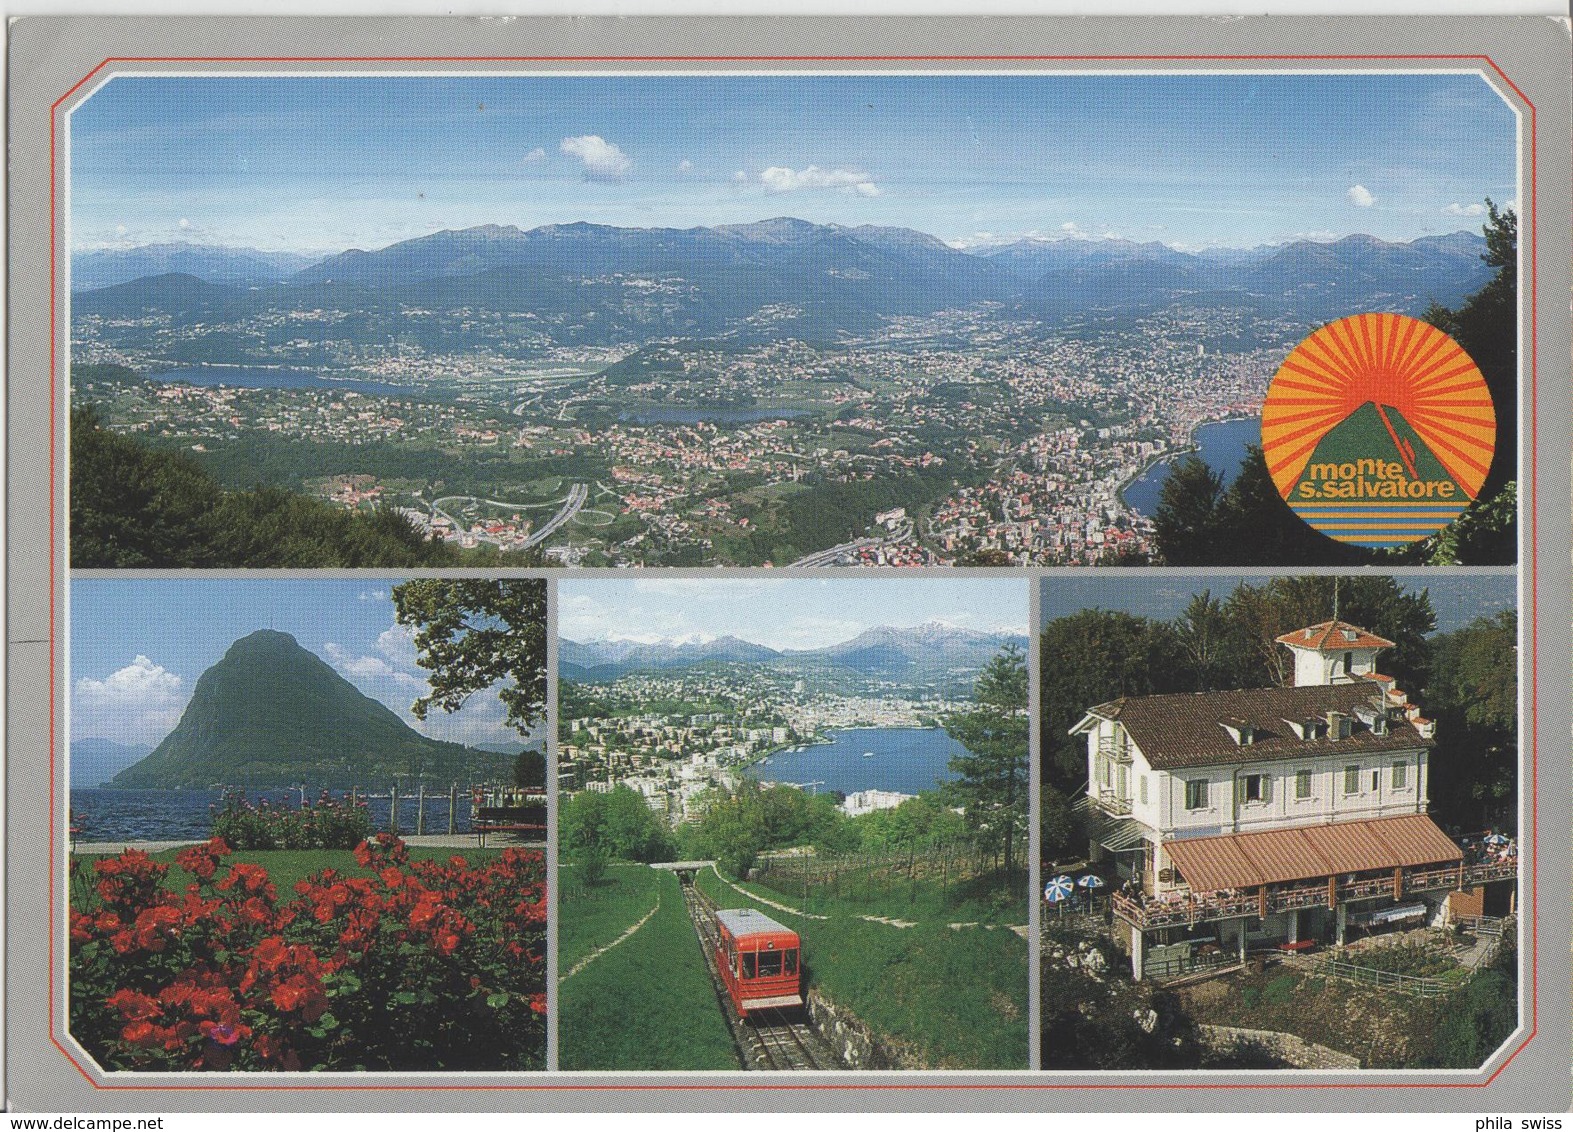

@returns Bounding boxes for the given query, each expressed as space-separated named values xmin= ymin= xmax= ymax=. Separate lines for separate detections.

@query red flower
xmin=253 ymin=936 xmax=288 ymax=971
xmin=120 ymin=1020 xmax=159 ymax=1047
xmin=108 ymin=989 xmax=161 ymax=1021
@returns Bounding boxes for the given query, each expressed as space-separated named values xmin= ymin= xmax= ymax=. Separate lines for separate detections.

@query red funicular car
xmin=714 ymin=908 xmax=804 ymax=1018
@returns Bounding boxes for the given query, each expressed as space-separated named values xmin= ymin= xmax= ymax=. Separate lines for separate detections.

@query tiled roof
xmin=1085 ymin=683 xmax=1430 ymax=770
xmin=1163 ymin=814 xmax=1462 ymax=892
xmin=1276 ymin=620 xmax=1396 ymax=651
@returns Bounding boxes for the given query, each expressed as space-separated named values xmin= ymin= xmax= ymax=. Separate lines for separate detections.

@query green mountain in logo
xmin=1289 ymin=401 xmax=1462 ymax=496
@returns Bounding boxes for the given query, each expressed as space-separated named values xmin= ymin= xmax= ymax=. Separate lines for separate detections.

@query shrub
xmin=211 ymin=789 xmax=371 ymax=851
xmin=70 ymin=834 xmax=547 ymax=1071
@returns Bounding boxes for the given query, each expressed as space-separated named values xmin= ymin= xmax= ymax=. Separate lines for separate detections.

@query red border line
xmin=48 ymin=53 xmax=1539 ymax=1092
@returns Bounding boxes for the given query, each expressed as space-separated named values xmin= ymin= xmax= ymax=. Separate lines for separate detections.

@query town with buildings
xmin=72 ymin=303 xmax=1291 ymax=567
xmin=559 ymin=665 xmax=962 ymax=825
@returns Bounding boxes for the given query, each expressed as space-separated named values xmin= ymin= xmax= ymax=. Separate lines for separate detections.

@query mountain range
xmin=106 ymin=629 xmax=512 ymax=790
xmin=70 ymin=220 xmax=1493 ymax=355
xmin=70 ymin=738 xmax=154 ymax=789
xmin=72 ymin=242 xmax=319 ymax=291
xmin=560 ymin=621 xmax=1027 ymax=693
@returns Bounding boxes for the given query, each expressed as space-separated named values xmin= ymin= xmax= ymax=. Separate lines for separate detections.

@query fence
xmin=1144 ymin=948 xmax=1233 ymax=982
xmin=1306 ymin=955 xmax=1455 ymax=998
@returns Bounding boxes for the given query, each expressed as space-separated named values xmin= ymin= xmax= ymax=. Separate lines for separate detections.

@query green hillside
xmin=109 ymin=629 xmax=510 ymax=789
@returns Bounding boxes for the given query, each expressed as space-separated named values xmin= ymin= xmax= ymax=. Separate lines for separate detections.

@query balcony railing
xmin=1097 ymin=735 xmax=1133 ymax=763
xmin=1111 ymin=856 xmax=1517 ymax=932
xmin=1096 ymin=788 xmax=1132 ymax=816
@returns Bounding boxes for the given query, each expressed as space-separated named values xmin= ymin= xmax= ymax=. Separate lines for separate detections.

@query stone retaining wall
xmin=806 ymin=989 xmax=903 ymax=1070
xmin=1198 ymin=1025 xmax=1361 ymax=1069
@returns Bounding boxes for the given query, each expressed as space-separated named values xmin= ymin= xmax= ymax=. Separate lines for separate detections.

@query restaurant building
xmin=1071 ymin=620 xmax=1516 ymax=979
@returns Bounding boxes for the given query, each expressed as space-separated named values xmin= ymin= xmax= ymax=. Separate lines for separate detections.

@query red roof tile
xmin=1163 ymin=814 xmax=1462 ymax=891
xmin=1276 ymin=620 xmax=1396 ymax=651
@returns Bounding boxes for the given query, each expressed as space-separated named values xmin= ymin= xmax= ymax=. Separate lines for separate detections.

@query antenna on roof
xmin=1332 ymin=577 xmax=1340 ymax=623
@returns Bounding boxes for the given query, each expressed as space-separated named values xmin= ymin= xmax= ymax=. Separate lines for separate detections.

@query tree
xmin=1421 ymin=200 xmax=1517 ymax=564
xmin=1039 ymin=609 xmax=1188 ymax=790
xmin=1173 ymin=590 xmax=1245 ymax=692
xmin=559 ymin=785 xmax=674 ymax=865
xmin=390 ymin=580 xmax=548 ymax=737
xmin=70 ymin=405 xmax=222 ymax=566
xmin=1152 ymin=447 xmax=1369 ymax=567
xmin=1222 ymin=576 xmax=1436 ymax=691
xmin=1150 ymin=456 xmax=1228 ymax=565
xmin=1424 ymin=610 xmax=1517 ymax=829
xmin=512 ymin=749 xmax=546 ymax=789
xmin=944 ymin=645 xmax=1029 ymax=882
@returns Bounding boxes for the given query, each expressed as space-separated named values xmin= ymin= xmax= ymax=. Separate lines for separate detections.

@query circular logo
xmin=1262 ymin=313 xmax=1495 ymax=549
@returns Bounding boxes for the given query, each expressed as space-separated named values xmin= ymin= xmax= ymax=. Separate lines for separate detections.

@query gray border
xmin=8 ymin=14 xmax=1570 ymax=1112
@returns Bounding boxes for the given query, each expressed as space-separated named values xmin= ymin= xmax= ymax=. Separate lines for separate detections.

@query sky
xmin=69 ymin=578 xmax=530 ymax=748
xmin=1038 ymin=573 xmax=1517 ymax=635
xmin=68 ymin=71 xmax=1517 ymax=255
xmin=559 ymin=577 xmax=1028 ymax=649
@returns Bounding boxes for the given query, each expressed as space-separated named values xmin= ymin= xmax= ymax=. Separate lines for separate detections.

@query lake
xmin=741 ymin=727 xmax=964 ymax=797
xmin=70 ymin=787 xmax=477 ymax=843
xmin=148 ymin=366 xmax=424 ymax=399
xmin=1121 ymin=417 xmax=1259 ymax=517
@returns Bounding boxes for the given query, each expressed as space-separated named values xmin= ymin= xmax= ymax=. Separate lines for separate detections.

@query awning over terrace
xmin=1163 ymin=814 xmax=1461 ymax=893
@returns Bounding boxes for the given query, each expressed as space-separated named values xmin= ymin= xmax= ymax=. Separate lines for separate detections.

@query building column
xmin=1237 ymin=919 xmax=1247 ymax=963
xmin=1131 ymin=926 xmax=1146 ymax=982
xmin=1288 ymin=909 xmax=1300 ymax=945
xmin=1335 ymin=903 xmax=1347 ymax=947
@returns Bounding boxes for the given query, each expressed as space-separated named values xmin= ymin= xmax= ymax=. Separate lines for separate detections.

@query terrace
xmin=1111 ymin=857 xmax=1517 ymax=932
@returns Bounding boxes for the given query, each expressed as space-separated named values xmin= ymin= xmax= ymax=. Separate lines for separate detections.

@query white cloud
xmin=522 ymin=147 xmax=547 ymax=163
xmin=1443 ymin=202 xmax=1487 ymax=217
xmin=323 ymin=640 xmax=424 ymax=690
xmin=560 ymin=135 xmax=631 ymax=180
xmin=678 ymin=159 xmax=693 ymax=172
xmin=73 ymin=656 xmax=186 ymax=744
xmin=1346 ymin=184 xmax=1376 ymax=208
xmin=757 ymin=165 xmax=880 ymax=197
xmin=733 ymin=171 xmax=749 ymax=183
xmin=178 ymin=217 xmax=192 ymax=229
xmin=356 ymin=589 xmax=389 ymax=603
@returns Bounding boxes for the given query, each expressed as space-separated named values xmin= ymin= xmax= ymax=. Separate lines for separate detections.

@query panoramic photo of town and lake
xmin=67 ymin=72 xmax=1518 ymax=568
xmin=67 ymin=579 xmax=551 ymax=1072
xmin=555 ymin=577 xmax=1030 ymax=1070
xmin=1035 ymin=573 xmax=1519 ymax=1070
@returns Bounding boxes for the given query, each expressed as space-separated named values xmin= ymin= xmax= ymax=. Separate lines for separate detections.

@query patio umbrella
xmin=1483 ymin=833 xmax=1510 ymax=846
xmin=1077 ymin=874 xmax=1106 ymax=889
xmin=1044 ymin=875 xmax=1076 ymax=903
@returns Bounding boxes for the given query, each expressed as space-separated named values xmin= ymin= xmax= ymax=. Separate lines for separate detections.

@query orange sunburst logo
xmin=1262 ymin=313 xmax=1495 ymax=548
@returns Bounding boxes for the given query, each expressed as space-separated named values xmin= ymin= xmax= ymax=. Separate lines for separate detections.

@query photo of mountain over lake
xmin=556 ymin=577 xmax=1032 ymax=1071
xmin=68 ymin=73 xmax=1518 ymax=568
xmin=69 ymin=578 xmax=548 ymax=843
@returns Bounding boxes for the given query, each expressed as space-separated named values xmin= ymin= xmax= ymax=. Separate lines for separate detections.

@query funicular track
xmin=679 ymin=871 xmax=838 ymax=1072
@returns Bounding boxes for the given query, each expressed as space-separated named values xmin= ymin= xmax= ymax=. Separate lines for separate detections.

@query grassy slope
xmin=558 ymin=865 xmax=737 ymax=1071
xmin=696 ymin=868 xmax=1028 ymax=1070
xmin=750 ymin=860 xmax=1028 ymax=926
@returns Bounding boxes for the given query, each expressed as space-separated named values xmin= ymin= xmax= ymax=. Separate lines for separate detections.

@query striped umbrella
xmin=1044 ymin=875 xmax=1076 ymax=903
xmin=1077 ymin=874 xmax=1106 ymax=889
xmin=1483 ymin=833 xmax=1510 ymax=846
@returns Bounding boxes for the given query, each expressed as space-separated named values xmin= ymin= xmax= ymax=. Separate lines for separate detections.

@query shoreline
xmin=1116 ymin=415 xmax=1258 ymax=516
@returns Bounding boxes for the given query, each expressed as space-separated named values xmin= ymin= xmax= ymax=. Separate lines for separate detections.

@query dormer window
xmin=1220 ymin=718 xmax=1255 ymax=745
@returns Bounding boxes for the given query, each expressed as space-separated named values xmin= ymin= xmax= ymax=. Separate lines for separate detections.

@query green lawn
xmin=748 ymin=858 xmax=1029 ymax=926
xmin=558 ymin=865 xmax=738 ymax=1072
xmin=73 ymin=846 xmax=504 ymax=900
xmin=557 ymin=861 xmax=662 ymax=970
xmin=696 ymin=867 xmax=1028 ymax=1070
